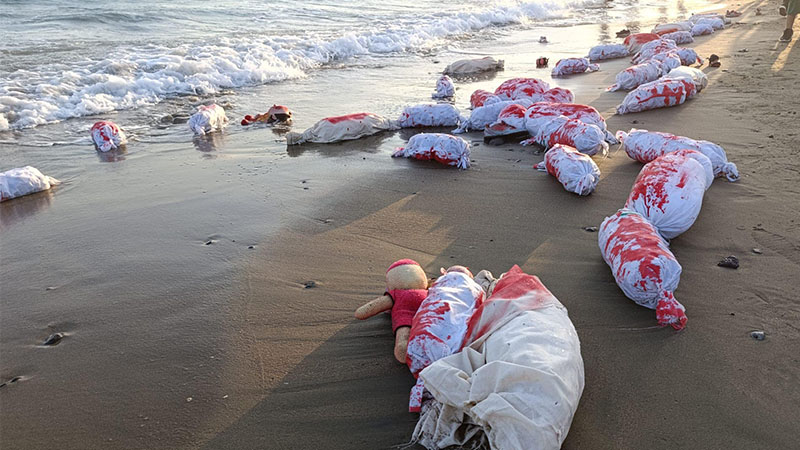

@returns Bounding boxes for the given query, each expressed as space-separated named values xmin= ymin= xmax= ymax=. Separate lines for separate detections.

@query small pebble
xmin=718 ymin=255 xmax=739 ymax=269
xmin=750 ymin=331 xmax=765 ymax=341
xmin=752 ymin=248 xmax=762 ymax=254
xmin=488 ymin=138 xmax=504 ymax=146
xmin=42 ymin=332 xmax=64 ymax=346
xmin=186 ymin=397 xmax=193 ymax=402
xmin=583 ymin=226 xmax=598 ymax=232
xmin=248 ymin=245 xmax=255 ymax=249
xmin=303 ymin=281 xmax=317 ymax=289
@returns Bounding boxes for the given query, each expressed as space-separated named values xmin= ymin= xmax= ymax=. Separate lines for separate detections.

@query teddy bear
xmin=354 ymin=259 xmax=429 ymax=363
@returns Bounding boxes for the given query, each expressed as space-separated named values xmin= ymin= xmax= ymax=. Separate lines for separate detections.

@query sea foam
xmin=0 ymin=0 xmax=600 ymax=130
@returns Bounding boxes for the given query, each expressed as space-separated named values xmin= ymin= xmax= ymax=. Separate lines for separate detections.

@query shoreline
xmin=2 ymin=1 xmax=799 ymax=448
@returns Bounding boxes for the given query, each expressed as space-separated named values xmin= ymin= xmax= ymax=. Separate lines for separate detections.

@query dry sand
xmin=2 ymin=1 xmax=799 ymax=449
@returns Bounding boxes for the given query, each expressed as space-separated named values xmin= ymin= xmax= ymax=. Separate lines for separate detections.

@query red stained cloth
xmin=388 ymin=289 xmax=428 ymax=332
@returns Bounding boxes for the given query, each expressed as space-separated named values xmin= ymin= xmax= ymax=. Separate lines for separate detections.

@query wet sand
xmin=2 ymin=1 xmax=799 ymax=449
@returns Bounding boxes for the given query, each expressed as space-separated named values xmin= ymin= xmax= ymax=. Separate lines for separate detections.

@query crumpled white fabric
xmin=551 ymin=58 xmax=599 ymax=77
xmin=286 ymin=113 xmax=399 ymax=145
xmin=487 ymin=103 xmax=529 ymax=135
xmin=652 ymin=21 xmax=693 ymax=34
xmin=674 ymin=47 xmax=702 ymax=65
xmin=631 ymin=39 xmax=678 ymax=64
xmin=188 ymin=104 xmax=228 ymax=135
xmin=608 ymin=60 xmax=664 ymax=91
xmin=524 ymin=102 xmax=617 ymax=144
xmin=493 ymin=78 xmax=550 ymax=101
xmin=587 ymin=43 xmax=630 ymax=61
xmin=534 ymin=144 xmax=601 ymax=195
xmin=454 ymin=99 xmax=533 ymax=133
xmin=598 ymin=209 xmax=686 ymax=329
xmin=443 ymin=57 xmax=504 ymax=75
xmin=660 ymin=30 xmax=694 ymax=45
xmin=406 ymin=271 xmax=485 ymax=411
xmin=397 ymin=103 xmax=461 ymax=128
xmin=695 ymin=17 xmax=725 ymax=30
xmin=624 ymin=33 xmax=660 ymax=53
xmin=90 ymin=121 xmax=127 ymax=152
xmin=1 ymin=166 xmax=60 ymax=202
xmin=432 ymin=75 xmax=455 ymax=99
xmin=616 ymin=78 xmax=697 ymax=114
xmin=412 ymin=265 xmax=584 ymax=450
xmin=625 ymin=150 xmax=711 ymax=239
xmin=522 ymin=115 xmax=609 ymax=157
xmin=617 ymin=128 xmax=737 ymax=181
xmin=392 ymin=133 xmax=471 ymax=169
xmin=689 ymin=12 xmax=730 ymax=24
xmin=665 ymin=66 xmax=708 ymax=92
xmin=691 ymin=22 xmax=714 ymax=36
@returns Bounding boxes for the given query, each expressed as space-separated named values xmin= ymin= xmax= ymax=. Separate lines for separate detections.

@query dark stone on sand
xmin=718 ymin=255 xmax=739 ymax=269
xmin=248 ymin=245 xmax=255 ymax=249
xmin=42 ymin=332 xmax=64 ymax=346
xmin=304 ymin=281 xmax=317 ymax=289
xmin=583 ymin=226 xmax=598 ymax=232
xmin=750 ymin=331 xmax=765 ymax=341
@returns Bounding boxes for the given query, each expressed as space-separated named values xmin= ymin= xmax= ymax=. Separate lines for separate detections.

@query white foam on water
xmin=0 ymin=0 xmax=601 ymax=130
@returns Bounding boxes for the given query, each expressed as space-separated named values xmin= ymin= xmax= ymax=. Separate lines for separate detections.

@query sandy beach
xmin=2 ymin=0 xmax=799 ymax=448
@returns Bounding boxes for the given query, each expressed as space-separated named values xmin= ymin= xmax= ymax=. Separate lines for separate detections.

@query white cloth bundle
xmin=674 ymin=47 xmax=702 ymax=65
xmin=412 ymin=266 xmax=584 ymax=450
xmin=551 ymin=58 xmax=600 ymax=77
xmin=443 ymin=56 xmax=504 ymax=75
xmin=406 ymin=271 xmax=485 ymax=411
xmin=1 ymin=166 xmax=60 ymax=202
xmin=487 ymin=103 xmax=529 ymax=135
xmin=534 ymin=144 xmax=601 ymax=195
xmin=689 ymin=12 xmax=729 ymax=24
xmin=691 ymin=22 xmax=714 ymax=36
xmin=522 ymin=115 xmax=609 ymax=156
xmin=617 ymin=128 xmax=738 ymax=181
xmin=470 ymin=89 xmax=494 ymax=109
xmin=631 ymin=39 xmax=678 ymax=64
xmin=616 ymin=78 xmax=697 ymax=114
xmin=397 ymin=103 xmax=461 ymax=128
xmin=624 ymin=33 xmax=660 ymax=53
xmin=598 ymin=209 xmax=686 ymax=329
xmin=90 ymin=121 xmax=127 ymax=152
xmin=525 ymin=102 xmax=616 ymax=144
xmin=695 ymin=17 xmax=725 ymax=30
xmin=493 ymin=78 xmax=550 ymax=101
xmin=188 ymin=104 xmax=228 ymax=135
xmin=392 ymin=133 xmax=471 ymax=169
xmin=660 ymin=31 xmax=694 ymax=45
xmin=538 ymin=87 xmax=574 ymax=103
xmin=432 ymin=75 xmax=455 ymax=99
xmin=625 ymin=150 xmax=711 ymax=239
xmin=588 ymin=43 xmax=630 ymax=61
xmin=649 ymin=52 xmax=682 ymax=73
xmin=286 ymin=113 xmax=399 ymax=145
xmin=666 ymin=66 xmax=708 ymax=92
xmin=454 ymin=99 xmax=533 ymax=133
xmin=652 ymin=21 xmax=693 ymax=34
xmin=608 ymin=60 xmax=664 ymax=91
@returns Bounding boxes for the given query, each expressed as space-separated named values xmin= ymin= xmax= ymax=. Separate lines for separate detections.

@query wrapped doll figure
xmin=534 ymin=144 xmax=601 ymax=195
xmin=1 ymin=166 xmax=60 ymax=202
xmin=551 ymin=58 xmax=600 ymax=77
xmin=522 ymin=115 xmax=609 ymax=157
xmin=188 ymin=104 xmax=228 ymax=135
xmin=432 ymin=75 xmax=455 ymax=99
xmin=392 ymin=133 xmax=471 ymax=169
xmin=397 ymin=103 xmax=461 ymax=128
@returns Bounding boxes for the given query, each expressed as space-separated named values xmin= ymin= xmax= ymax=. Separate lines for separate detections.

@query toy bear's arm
xmin=354 ymin=294 xmax=393 ymax=319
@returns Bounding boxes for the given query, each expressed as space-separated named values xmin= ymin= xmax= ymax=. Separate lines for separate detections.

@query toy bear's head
xmin=385 ymin=259 xmax=428 ymax=291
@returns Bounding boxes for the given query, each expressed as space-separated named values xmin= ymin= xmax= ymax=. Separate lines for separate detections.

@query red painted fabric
xmin=388 ymin=289 xmax=428 ymax=332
